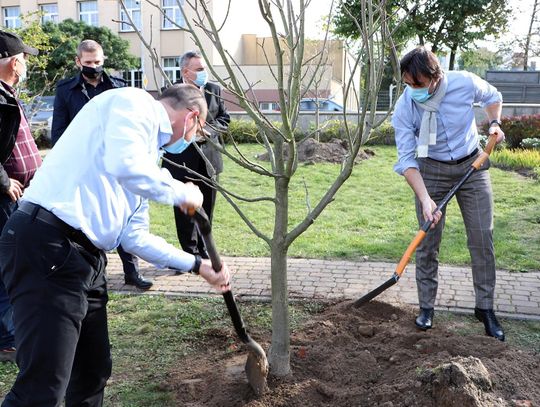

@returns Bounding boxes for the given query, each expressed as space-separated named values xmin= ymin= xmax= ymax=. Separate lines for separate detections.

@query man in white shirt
xmin=0 ymin=84 xmax=231 ymax=407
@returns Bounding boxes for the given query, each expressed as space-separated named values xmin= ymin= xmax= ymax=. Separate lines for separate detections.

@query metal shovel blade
xmin=191 ymin=208 xmax=269 ymax=395
xmin=245 ymin=341 xmax=269 ymax=396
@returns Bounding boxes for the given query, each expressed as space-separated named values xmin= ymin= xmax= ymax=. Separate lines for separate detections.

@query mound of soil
xmin=256 ymin=138 xmax=375 ymax=164
xmin=168 ymin=301 xmax=539 ymax=406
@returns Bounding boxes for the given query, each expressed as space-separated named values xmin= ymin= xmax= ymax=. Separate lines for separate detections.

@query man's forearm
xmin=404 ymin=167 xmax=429 ymax=202
xmin=484 ymin=102 xmax=502 ymax=122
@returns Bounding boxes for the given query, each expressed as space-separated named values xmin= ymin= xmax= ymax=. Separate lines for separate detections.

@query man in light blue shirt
xmin=392 ymin=46 xmax=506 ymax=341
xmin=0 ymin=84 xmax=231 ymax=406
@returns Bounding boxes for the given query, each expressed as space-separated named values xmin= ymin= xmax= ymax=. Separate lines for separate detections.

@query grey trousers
xmin=415 ymin=153 xmax=496 ymax=310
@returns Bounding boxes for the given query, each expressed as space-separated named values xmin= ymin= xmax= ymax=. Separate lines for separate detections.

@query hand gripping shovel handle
xmin=354 ymin=133 xmax=499 ymax=307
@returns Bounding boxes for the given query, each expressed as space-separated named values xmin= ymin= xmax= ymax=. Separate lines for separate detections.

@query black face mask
xmin=81 ymin=65 xmax=104 ymax=79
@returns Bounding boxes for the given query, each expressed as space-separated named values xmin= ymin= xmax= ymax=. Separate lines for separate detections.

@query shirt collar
xmin=156 ymin=101 xmax=173 ymax=148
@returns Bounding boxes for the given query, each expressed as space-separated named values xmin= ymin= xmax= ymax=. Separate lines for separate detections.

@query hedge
xmin=480 ymin=114 xmax=540 ymax=148
xmin=226 ymin=119 xmax=395 ymax=145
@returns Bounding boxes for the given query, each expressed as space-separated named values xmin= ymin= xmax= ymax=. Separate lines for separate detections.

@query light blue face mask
xmin=163 ymin=136 xmax=193 ymax=155
xmin=409 ymin=82 xmax=432 ymax=103
xmin=163 ymin=114 xmax=196 ymax=154
xmin=193 ymin=70 xmax=208 ymax=87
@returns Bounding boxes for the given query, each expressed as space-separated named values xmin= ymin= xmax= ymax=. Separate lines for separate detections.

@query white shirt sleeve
xmin=119 ymin=199 xmax=196 ymax=271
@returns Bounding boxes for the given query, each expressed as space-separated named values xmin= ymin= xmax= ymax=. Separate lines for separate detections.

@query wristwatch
xmin=190 ymin=255 xmax=202 ymax=275
xmin=489 ymin=119 xmax=502 ymax=127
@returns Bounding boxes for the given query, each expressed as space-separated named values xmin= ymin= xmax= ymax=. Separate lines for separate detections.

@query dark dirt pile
xmin=168 ymin=301 xmax=539 ymax=407
xmin=256 ymin=138 xmax=375 ymax=164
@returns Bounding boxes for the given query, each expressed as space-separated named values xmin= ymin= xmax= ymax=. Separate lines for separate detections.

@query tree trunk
xmin=523 ymin=0 xmax=539 ymax=71
xmin=268 ymin=176 xmax=291 ymax=376
xmin=449 ymin=48 xmax=457 ymax=70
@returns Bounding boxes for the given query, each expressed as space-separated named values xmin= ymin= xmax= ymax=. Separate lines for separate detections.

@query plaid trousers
xmin=415 ymin=153 xmax=496 ymax=310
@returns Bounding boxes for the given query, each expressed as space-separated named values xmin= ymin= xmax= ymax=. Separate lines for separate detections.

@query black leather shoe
xmin=474 ymin=308 xmax=505 ymax=341
xmin=415 ymin=308 xmax=434 ymax=331
xmin=124 ymin=273 xmax=153 ymax=290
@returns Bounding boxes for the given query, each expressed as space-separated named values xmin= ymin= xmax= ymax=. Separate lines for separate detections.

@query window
xmin=259 ymin=102 xmax=279 ymax=111
xmin=78 ymin=1 xmax=98 ymax=26
xmin=162 ymin=0 xmax=185 ymax=29
xmin=40 ymin=4 xmax=59 ymax=24
xmin=120 ymin=0 xmax=141 ymax=32
xmin=3 ymin=6 xmax=21 ymax=29
xmin=123 ymin=68 xmax=143 ymax=88
xmin=162 ymin=57 xmax=181 ymax=85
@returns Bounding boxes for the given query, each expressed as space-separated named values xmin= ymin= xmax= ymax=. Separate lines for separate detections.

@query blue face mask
xmin=409 ymin=83 xmax=432 ymax=103
xmin=163 ymin=136 xmax=193 ymax=155
xmin=163 ymin=114 xmax=196 ymax=154
xmin=193 ymin=70 xmax=208 ymax=87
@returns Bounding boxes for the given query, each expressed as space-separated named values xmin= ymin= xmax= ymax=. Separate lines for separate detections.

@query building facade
xmin=0 ymin=0 xmax=357 ymax=111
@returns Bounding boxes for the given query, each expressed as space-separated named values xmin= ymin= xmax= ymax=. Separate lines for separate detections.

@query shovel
xmin=190 ymin=207 xmax=269 ymax=395
xmin=355 ymin=133 xmax=499 ymax=307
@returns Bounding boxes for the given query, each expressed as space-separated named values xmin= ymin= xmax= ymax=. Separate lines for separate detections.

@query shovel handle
xmin=190 ymin=207 xmax=222 ymax=271
xmin=396 ymin=133 xmax=499 ymax=277
xmin=472 ymin=133 xmax=498 ymax=170
xmin=190 ymin=208 xmax=252 ymax=344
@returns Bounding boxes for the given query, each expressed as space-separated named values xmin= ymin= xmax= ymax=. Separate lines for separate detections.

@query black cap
xmin=0 ymin=30 xmax=38 ymax=59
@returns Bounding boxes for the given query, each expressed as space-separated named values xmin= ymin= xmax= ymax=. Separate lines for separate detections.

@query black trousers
xmin=0 ymin=195 xmax=17 ymax=350
xmin=162 ymin=151 xmax=217 ymax=257
xmin=0 ymin=210 xmax=111 ymax=407
xmin=117 ymin=244 xmax=138 ymax=275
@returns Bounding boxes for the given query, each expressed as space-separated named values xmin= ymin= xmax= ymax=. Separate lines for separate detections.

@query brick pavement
xmin=106 ymin=254 xmax=540 ymax=320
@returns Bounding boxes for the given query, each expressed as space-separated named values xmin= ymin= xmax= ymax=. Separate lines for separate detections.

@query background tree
xmin=18 ymin=18 xmax=138 ymax=95
xmin=334 ymin=0 xmax=511 ymax=70
xmin=457 ymin=47 xmax=503 ymax=78
xmin=128 ymin=0 xmax=402 ymax=376
xmin=522 ymin=0 xmax=539 ymax=70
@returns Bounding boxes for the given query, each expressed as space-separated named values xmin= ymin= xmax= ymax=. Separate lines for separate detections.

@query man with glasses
xmin=0 ymin=84 xmax=231 ymax=406
xmin=0 ymin=31 xmax=41 ymax=363
xmin=162 ymin=50 xmax=230 ymax=261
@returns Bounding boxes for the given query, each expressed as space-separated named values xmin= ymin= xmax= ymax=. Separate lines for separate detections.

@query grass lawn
xmin=1 ymin=295 xmax=538 ymax=406
xmin=151 ymin=145 xmax=540 ymax=272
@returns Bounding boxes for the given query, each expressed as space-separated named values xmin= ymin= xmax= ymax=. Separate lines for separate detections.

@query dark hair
xmin=158 ymin=83 xmax=208 ymax=121
xmin=400 ymin=46 xmax=443 ymax=86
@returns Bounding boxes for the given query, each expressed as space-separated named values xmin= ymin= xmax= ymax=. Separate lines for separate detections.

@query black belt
xmin=18 ymin=201 xmax=99 ymax=254
xmin=428 ymin=148 xmax=479 ymax=165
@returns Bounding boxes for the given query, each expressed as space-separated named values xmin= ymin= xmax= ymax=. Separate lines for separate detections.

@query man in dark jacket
xmin=0 ymin=31 xmax=41 ymax=363
xmin=51 ymin=39 xmax=152 ymax=290
xmin=162 ymin=50 xmax=230 ymax=259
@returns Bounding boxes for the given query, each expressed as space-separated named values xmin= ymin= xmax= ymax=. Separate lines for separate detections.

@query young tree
xmin=131 ymin=0 xmax=400 ymax=376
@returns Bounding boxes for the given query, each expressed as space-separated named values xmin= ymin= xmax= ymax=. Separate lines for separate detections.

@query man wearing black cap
xmin=0 ymin=30 xmax=41 ymax=363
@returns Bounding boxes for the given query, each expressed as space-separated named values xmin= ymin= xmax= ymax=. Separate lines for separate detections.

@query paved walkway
xmin=106 ymin=254 xmax=540 ymax=320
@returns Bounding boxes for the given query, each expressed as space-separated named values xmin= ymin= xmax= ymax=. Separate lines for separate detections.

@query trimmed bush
xmin=480 ymin=114 xmax=540 ymax=148
xmin=226 ymin=120 xmax=260 ymax=144
xmin=366 ymin=120 xmax=395 ymax=145
xmin=226 ymin=118 xmax=396 ymax=145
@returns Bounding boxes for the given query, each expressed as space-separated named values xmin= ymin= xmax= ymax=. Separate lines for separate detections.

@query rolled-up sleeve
xmin=470 ymin=72 xmax=502 ymax=107
xmin=392 ymin=97 xmax=419 ymax=175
